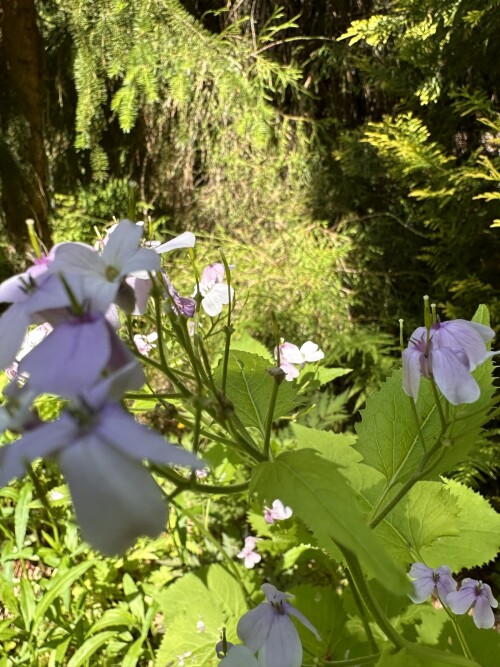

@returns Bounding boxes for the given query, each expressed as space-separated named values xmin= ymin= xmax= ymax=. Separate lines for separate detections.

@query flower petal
xmin=155 ymin=231 xmax=196 ymax=254
xmin=431 ymin=347 xmax=480 ymax=405
xmin=472 ymin=594 xmax=496 ymax=629
xmin=0 ymin=418 xmax=75 ymax=486
xmin=102 ymin=220 xmax=143 ymax=265
xmin=299 ymin=341 xmax=324 ymax=362
xmin=285 ymin=603 xmax=321 ymax=640
xmin=446 ymin=586 xmax=477 ymax=615
xmin=0 ymin=303 xmax=31 ymax=369
xmin=402 ymin=347 xmax=422 ymax=400
xmin=258 ymin=614 xmax=302 ymax=667
xmin=51 ymin=242 xmax=106 ymax=277
xmin=219 ymin=645 xmax=259 ymax=667
xmin=19 ymin=316 xmax=111 ymax=397
xmin=201 ymin=283 xmax=233 ymax=316
xmin=96 ymin=403 xmax=203 ymax=468
xmin=59 ymin=434 xmax=168 ymax=555
xmin=237 ymin=604 xmax=275 ymax=652
xmin=435 ymin=320 xmax=494 ymax=369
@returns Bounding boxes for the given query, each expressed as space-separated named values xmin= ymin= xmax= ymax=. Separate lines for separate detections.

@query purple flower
xmin=163 ymin=273 xmax=196 ymax=318
xmin=237 ymin=536 xmax=262 ymax=569
xmin=0 ymin=363 xmax=203 ymax=555
xmin=218 ymin=645 xmax=259 ymax=666
xmin=237 ymin=583 xmax=320 ymax=667
xmin=447 ymin=578 xmax=498 ymax=629
xmin=403 ymin=319 xmax=495 ymax=405
xmin=264 ymin=499 xmax=293 ymax=524
xmin=408 ymin=563 xmax=457 ymax=605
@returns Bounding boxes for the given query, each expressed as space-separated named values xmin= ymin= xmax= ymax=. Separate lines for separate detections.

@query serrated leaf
xmin=250 ymin=450 xmax=409 ymax=594
xmin=420 ymin=480 xmax=500 ymax=570
xmin=154 ymin=565 xmax=247 ymax=667
xmin=231 ymin=332 xmax=273 ymax=362
xmin=372 ymin=481 xmax=461 ymax=565
xmin=214 ymin=350 xmax=298 ymax=434
xmin=355 ymin=358 xmax=494 ymax=488
xmin=292 ymin=423 xmax=360 ymax=467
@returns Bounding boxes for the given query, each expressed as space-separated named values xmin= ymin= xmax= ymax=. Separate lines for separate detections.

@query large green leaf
xmin=420 ymin=480 xmax=500 ymax=570
xmin=154 ymin=564 xmax=247 ymax=667
xmin=214 ymin=350 xmax=298 ymax=434
xmin=355 ymin=356 xmax=494 ymax=488
xmin=250 ymin=450 xmax=409 ymax=594
xmin=376 ymin=645 xmax=480 ymax=667
xmin=369 ymin=481 xmax=460 ymax=566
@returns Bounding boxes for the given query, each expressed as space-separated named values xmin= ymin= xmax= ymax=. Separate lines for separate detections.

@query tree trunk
xmin=0 ymin=0 xmax=51 ymax=250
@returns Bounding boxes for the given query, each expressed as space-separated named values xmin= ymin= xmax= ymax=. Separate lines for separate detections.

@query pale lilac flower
xmin=194 ymin=265 xmax=234 ymax=317
xmin=237 ymin=536 xmax=262 ymax=569
xmin=0 ymin=261 xmax=80 ymax=370
xmin=0 ymin=363 xmax=203 ymax=555
xmin=48 ymin=220 xmax=161 ymax=312
xmin=447 ymin=578 xmax=498 ymax=629
xmin=403 ymin=319 xmax=495 ymax=405
xmin=163 ymin=273 xmax=196 ymax=317
xmin=201 ymin=262 xmax=226 ymax=284
xmin=264 ymin=499 xmax=293 ymax=524
xmin=218 ymin=645 xmax=259 ymax=666
xmin=133 ymin=332 xmax=158 ymax=356
xmin=237 ymin=583 xmax=320 ymax=667
xmin=274 ymin=339 xmax=325 ymax=382
xmin=408 ymin=563 xmax=457 ymax=605
xmin=5 ymin=323 xmax=53 ymax=379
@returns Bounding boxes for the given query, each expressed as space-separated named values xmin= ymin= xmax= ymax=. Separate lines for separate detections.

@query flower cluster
xmin=264 ymin=499 xmax=293 ymax=524
xmin=403 ymin=318 xmax=496 ymax=405
xmin=0 ymin=221 xmax=206 ymax=554
xmin=274 ymin=339 xmax=324 ymax=381
xmin=409 ymin=563 xmax=498 ymax=629
xmin=217 ymin=583 xmax=320 ymax=667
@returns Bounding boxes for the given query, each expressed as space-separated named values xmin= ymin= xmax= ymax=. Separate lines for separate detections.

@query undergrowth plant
xmin=0 ymin=216 xmax=499 ymax=666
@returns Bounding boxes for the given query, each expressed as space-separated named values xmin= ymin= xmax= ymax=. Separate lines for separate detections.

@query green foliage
xmin=250 ymin=450 xmax=410 ymax=594
xmin=154 ymin=564 xmax=247 ymax=666
xmin=213 ymin=350 xmax=298 ymax=436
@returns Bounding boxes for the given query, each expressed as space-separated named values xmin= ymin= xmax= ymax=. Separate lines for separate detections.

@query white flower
xmin=274 ymin=339 xmax=325 ymax=382
xmin=133 ymin=332 xmax=158 ymax=356
xmin=193 ymin=263 xmax=234 ymax=316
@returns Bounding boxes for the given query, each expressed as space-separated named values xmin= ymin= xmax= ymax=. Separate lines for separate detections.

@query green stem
xmin=441 ymin=605 xmax=475 ymax=661
xmin=263 ymin=374 xmax=282 ymax=458
xmin=430 ymin=377 xmax=447 ymax=431
xmin=344 ymin=567 xmax=378 ymax=654
xmin=218 ymin=248 xmax=234 ymax=395
xmin=171 ymin=499 xmax=249 ymax=598
xmin=321 ymin=655 xmax=379 ymax=666
xmin=340 ymin=547 xmax=406 ymax=649
xmin=152 ymin=465 xmax=250 ymax=495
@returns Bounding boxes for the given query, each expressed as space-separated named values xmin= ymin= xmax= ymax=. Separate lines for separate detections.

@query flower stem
xmin=441 ymin=605 xmax=475 ymax=661
xmin=340 ymin=547 xmax=406 ymax=649
xmin=344 ymin=567 xmax=378 ymax=654
xmin=263 ymin=372 xmax=283 ymax=459
xmin=429 ymin=377 xmax=447 ymax=430
xmin=320 ymin=655 xmax=379 ymax=666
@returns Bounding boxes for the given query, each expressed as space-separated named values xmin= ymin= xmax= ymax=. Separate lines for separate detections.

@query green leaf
xmin=420 ymin=479 xmax=500 ymax=570
xmin=88 ymin=607 xmax=138 ymax=635
xmin=0 ymin=574 xmax=20 ymax=617
xmin=373 ymin=481 xmax=461 ymax=566
xmin=250 ymin=450 xmax=409 ymax=594
xmin=376 ymin=645 xmax=480 ymax=667
xmin=355 ymin=359 xmax=494 ymax=487
xmin=67 ymin=631 xmax=118 ymax=667
xmin=154 ymin=564 xmax=247 ymax=667
xmin=32 ymin=560 xmax=95 ymax=631
xmin=292 ymin=423 xmax=360 ymax=467
xmin=214 ymin=350 xmax=298 ymax=434
xmin=15 ymin=481 xmax=33 ymax=550
xmin=19 ymin=578 xmax=36 ymax=629
xmin=289 ymin=585 xmax=347 ymax=659
xmin=231 ymin=331 xmax=273 ymax=362
xmin=123 ymin=573 xmax=145 ymax=623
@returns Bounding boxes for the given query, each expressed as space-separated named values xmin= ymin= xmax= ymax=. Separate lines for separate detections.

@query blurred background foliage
xmin=0 ymin=0 xmax=499 ymax=513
